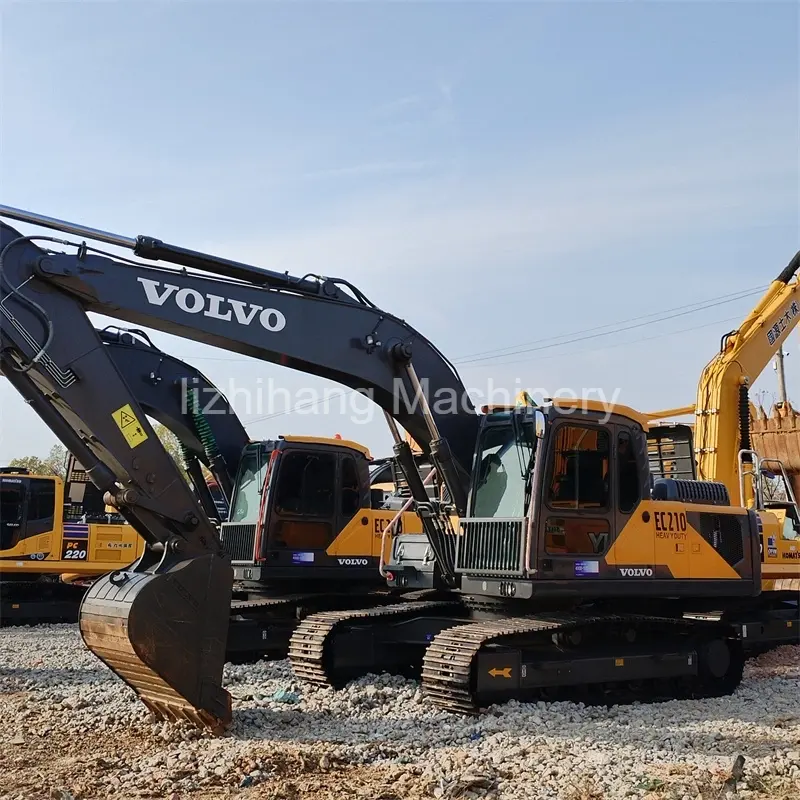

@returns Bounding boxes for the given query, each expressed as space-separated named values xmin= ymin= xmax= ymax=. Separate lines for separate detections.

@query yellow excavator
xmin=1 ymin=204 xmax=796 ymax=732
xmin=0 ymin=462 xmax=138 ymax=579
xmin=0 ymin=458 xmax=144 ymax=624
xmin=646 ymin=250 xmax=800 ymax=598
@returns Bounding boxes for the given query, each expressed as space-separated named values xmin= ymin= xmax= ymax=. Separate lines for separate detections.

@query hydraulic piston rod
xmin=0 ymin=205 xmax=137 ymax=249
xmin=0 ymin=205 xmax=332 ymax=295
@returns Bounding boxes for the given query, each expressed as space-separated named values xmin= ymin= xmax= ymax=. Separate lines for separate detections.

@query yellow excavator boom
xmin=693 ymin=252 xmax=800 ymax=502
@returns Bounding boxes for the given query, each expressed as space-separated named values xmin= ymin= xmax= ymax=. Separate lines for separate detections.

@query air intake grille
xmin=696 ymin=513 xmax=745 ymax=567
xmin=220 ymin=523 xmax=257 ymax=562
xmin=652 ymin=478 xmax=730 ymax=506
xmin=455 ymin=517 xmax=526 ymax=577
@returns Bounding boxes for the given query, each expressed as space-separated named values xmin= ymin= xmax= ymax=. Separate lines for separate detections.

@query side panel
xmin=606 ymin=500 xmax=754 ymax=583
xmin=87 ymin=523 xmax=145 ymax=567
xmin=759 ymin=509 xmax=800 ymax=590
xmin=327 ymin=509 xmax=423 ymax=559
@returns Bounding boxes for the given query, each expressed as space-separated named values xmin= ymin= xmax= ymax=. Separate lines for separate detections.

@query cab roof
xmin=545 ymin=397 xmax=650 ymax=428
xmin=480 ymin=397 xmax=650 ymax=428
xmin=280 ymin=435 xmax=372 ymax=459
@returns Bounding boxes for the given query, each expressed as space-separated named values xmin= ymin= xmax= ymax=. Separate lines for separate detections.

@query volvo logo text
xmin=619 ymin=567 xmax=654 ymax=577
xmin=337 ymin=558 xmax=369 ymax=566
xmin=138 ymin=278 xmax=287 ymax=332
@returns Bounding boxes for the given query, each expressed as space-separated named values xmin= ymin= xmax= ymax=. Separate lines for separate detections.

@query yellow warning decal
xmin=488 ymin=667 xmax=512 ymax=679
xmin=111 ymin=404 xmax=149 ymax=449
xmin=615 ymin=658 xmax=624 ymax=667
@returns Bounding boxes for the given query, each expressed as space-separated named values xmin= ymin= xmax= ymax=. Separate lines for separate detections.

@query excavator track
xmin=1 ymin=580 xmax=86 ymax=626
xmin=422 ymin=613 xmax=745 ymax=714
xmin=227 ymin=589 xmax=443 ymax=661
xmin=289 ymin=597 xmax=465 ymax=687
xmin=226 ymin=593 xmax=319 ymax=660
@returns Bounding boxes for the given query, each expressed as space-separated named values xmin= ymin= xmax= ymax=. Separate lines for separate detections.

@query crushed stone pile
xmin=1 ymin=624 xmax=798 ymax=800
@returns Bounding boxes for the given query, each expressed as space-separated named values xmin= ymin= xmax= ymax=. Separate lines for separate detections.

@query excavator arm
xmin=0 ymin=207 xmax=479 ymax=729
xmin=694 ymin=251 xmax=800 ymax=503
xmin=99 ymin=326 xmax=249 ymax=514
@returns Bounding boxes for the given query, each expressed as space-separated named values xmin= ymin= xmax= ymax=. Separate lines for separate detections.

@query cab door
xmin=0 ymin=475 xmax=25 ymax=552
xmin=264 ymin=446 xmax=338 ymax=565
xmin=611 ymin=426 xmax=660 ymax=579
xmin=536 ymin=421 xmax=617 ymax=582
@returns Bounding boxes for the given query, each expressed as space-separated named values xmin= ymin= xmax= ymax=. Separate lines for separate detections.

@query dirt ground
xmin=0 ymin=727 xmax=433 ymax=800
xmin=2 ymin=722 xmax=799 ymax=800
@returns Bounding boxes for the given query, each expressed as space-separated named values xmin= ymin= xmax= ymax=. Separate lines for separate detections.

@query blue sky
xmin=1 ymin=1 xmax=798 ymax=462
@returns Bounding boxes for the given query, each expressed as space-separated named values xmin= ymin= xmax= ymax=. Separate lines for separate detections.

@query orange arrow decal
xmin=488 ymin=667 xmax=512 ymax=678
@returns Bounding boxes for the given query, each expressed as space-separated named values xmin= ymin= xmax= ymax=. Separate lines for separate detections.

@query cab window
xmin=472 ymin=424 xmax=531 ymax=518
xmin=230 ymin=449 xmax=269 ymax=524
xmin=275 ymin=452 xmax=336 ymax=516
xmin=27 ymin=479 xmax=55 ymax=522
xmin=272 ymin=451 xmax=336 ymax=550
xmin=0 ymin=481 xmax=24 ymax=550
xmin=341 ymin=456 xmax=361 ymax=520
xmin=548 ymin=425 xmax=609 ymax=509
xmin=617 ymin=431 xmax=640 ymax=514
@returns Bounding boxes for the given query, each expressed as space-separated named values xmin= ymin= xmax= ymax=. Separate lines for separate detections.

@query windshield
xmin=230 ymin=447 xmax=270 ymax=524
xmin=472 ymin=421 xmax=534 ymax=518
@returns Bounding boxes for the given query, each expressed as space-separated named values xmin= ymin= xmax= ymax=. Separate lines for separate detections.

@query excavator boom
xmin=695 ymin=251 xmax=800 ymax=502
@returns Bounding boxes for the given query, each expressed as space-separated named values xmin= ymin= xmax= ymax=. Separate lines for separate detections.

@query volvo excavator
xmin=289 ymin=254 xmax=800 ymax=707
xmin=1 ymin=205 xmax=797 ymax=732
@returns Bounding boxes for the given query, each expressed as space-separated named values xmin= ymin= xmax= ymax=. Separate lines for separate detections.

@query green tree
xmin=8 ymin=443 xmax=67 ymax=479
xmin=150 ymin=421 xmax=212 ymax=484
xmin=152 ymin=422 xmax=184 ymax=467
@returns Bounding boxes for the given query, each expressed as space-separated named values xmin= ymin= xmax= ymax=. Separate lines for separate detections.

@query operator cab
xmin=221 ymin=436 xmax=396 ymax=584
xmin=0 ymin=468 xmax=57 ymax=553
xmin=432 ymin=397 xmax=758 ymax=600
xmin=454 ymin=401 xmax=652 ymax=593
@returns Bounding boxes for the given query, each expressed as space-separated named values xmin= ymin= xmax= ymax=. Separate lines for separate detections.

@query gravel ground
xmin=0 ymin=625 xmax=798 ymax=800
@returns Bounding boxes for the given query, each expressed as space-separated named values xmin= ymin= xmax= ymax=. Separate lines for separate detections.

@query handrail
xmin=378 ymin=468 xmax=437 ymax=578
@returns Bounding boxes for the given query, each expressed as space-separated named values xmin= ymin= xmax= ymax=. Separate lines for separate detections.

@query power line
xmin=244 ymin=389 xmax=357 ymax=427
xmin=244 ymin=312 xmax=748 ymax=421
xmin=201 ymin=284 xmax=765 ymax=423
xmin=461 ymin=312 xmax=745 ymax=371
xmin=453 ymin=285 xmax=762 ymax=362
xmin=453 ymin=289 xmax=762 ymax=366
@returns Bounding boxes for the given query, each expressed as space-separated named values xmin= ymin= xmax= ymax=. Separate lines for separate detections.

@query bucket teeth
xmin=79 ymin=553 xmax=233 ymax=732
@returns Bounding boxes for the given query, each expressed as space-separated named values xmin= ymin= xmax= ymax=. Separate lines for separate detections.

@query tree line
xmin=6 ymin=424 xmax=185 ymax=479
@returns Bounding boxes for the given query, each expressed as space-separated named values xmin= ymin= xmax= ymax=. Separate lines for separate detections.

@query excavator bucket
xmin=79 ymin=553 xmax=233 ymax=731
xmin=751 ymin=402 xmax=800 ymax=496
